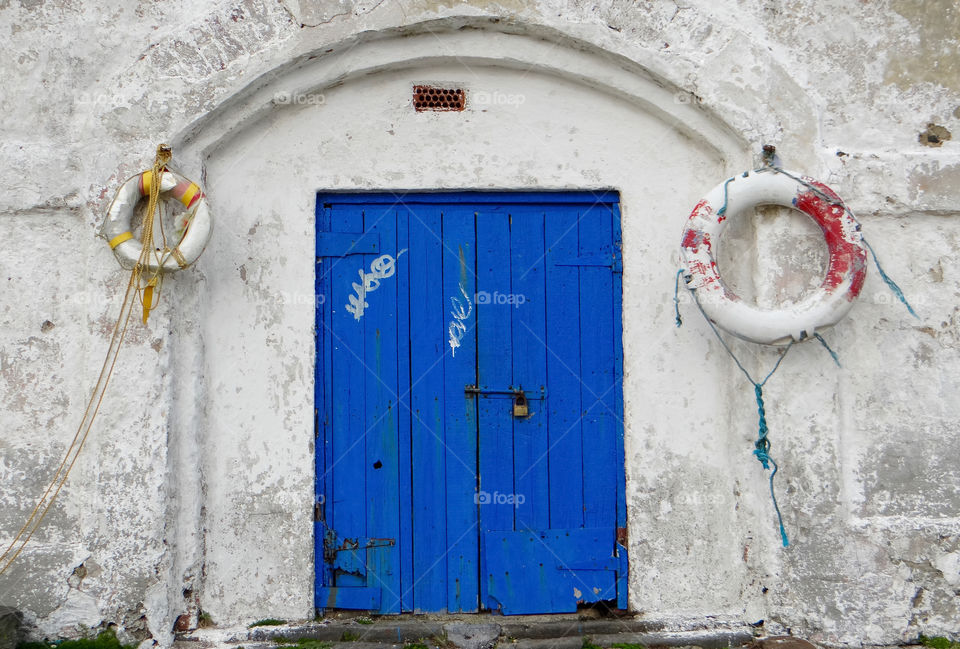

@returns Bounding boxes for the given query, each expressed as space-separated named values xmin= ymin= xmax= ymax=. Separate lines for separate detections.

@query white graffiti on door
xmin=345 ymin=249 xmax=407 ymax=320
xmin=448 ymin=283 xmax=472 ymax=357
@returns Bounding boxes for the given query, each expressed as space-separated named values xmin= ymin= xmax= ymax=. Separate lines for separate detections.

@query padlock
xmin=512 ymin=391 xmax=529 ymax=417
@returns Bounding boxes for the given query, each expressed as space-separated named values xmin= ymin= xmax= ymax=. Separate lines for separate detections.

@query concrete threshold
xmin=174 ymin=615 xmax=756 ymax=649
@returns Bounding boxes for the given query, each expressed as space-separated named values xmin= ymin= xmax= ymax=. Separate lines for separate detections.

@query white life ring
xmin=100 ymin=169 xmax=212 ymax=273
xmin=679 ymin=168 xmax=867 ymax=345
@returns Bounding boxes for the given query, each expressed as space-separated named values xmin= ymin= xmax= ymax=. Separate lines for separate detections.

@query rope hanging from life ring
xmin=0 ymin=145 xmax=211 ymax=576
xmin=675 ymin=158 xmax=917 ymax=547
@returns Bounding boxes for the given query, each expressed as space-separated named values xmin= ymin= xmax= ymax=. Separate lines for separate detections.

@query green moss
xmin=612 ymin=644 xmax=647 ymax=649
xmin=919 ymin=636 xmax=959 ymax=649
xmin=249 ymin=620 xmax=286 ymax=628
xmin=272 ymin=640 xmax=332 ymax=649
xmin=17 ymin=629 xmax=136 ymax=649
xmin=582 ymin=639 xmax=604 ymax=649
xmin=402 ymin=644 xmax=429 ymax=649
xmin=339 ymin=630 xmax=359 ymax=641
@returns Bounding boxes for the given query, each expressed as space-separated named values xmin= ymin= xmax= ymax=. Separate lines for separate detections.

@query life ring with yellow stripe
xmin=100 ymin=169 xmax=212 ymax=273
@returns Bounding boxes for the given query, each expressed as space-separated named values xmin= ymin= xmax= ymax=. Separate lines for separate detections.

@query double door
xmin=315 ymin=192 xmax=626 ymax=614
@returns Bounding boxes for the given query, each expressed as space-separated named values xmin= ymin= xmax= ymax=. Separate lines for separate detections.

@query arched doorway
xmin=173 ymin=22 xmax=747 ymax=622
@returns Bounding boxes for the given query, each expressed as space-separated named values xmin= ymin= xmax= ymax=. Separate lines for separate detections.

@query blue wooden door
xmin=315 ymin=192 xmax=626 ymax=615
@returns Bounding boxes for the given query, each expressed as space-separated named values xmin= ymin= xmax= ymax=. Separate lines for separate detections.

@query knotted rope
xmin=751 ymin=383 xmax=789 ymax=547
xmin=696 ymin=298 xmax=794 ymax=547
xmin=135 ymin=144 xmax=173 ymax=323
xmin=673 ymin=272 xmax=846 ymax=546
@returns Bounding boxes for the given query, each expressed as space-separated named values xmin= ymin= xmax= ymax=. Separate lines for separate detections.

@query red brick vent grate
xmin=413 ymin=85 xmax=465 ymax=111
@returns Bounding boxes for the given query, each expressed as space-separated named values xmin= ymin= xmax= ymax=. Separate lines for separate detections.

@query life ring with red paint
xmin=679 ymin=168 xmax=867 ymax=345
xmin=100 ymin=169 xmax=212 ymax=273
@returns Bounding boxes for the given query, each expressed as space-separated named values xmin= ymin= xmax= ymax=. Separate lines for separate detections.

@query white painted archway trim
xmin=174 ymin=22 xmax=752 ymax=170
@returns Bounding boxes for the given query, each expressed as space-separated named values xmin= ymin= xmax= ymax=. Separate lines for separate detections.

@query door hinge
xmin=611 ymin=241 xmax=623 ymax=275
xmin=616 ymin=526 xmax=628 ymax=547
xmin=323 ymin=528 xmax=396 ymax=565
xmin=323 ymin=529 xmax=339 ymax=563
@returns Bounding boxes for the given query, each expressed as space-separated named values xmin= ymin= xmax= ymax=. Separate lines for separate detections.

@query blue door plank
xmin=577 ymin=205 xmax=618 ymax=528
xmin=316 ymin=230 xmax=380 ymax=257
xmin=407 ymin=206 xmax=448 ymax=612
xmin=543 ymin=207 xmax=585 ymax=530
xmin=315 ymin=203 xmax=334 ymax=595
xmin=362 ymin=205 xmax=402 ymax=613
xmin=483 ymin=528 xmax=617 ymax=614
xmin=546 ymin=526 xmax=618 ymax=609
xmin=318 ymin=586 xmax=381 ymax=610
xmin=332 ymin=543 xmax=368 ymax=576
xmin=441 ymin=206 xmax=480 ymax=613
xmin=509 ymin=206 xmax=550 ymax=533
xmin=476 ymin=206 xmax=517 ymax=611
xmin=329 ymin=203 xmax=368 ymax=590
xmin=395 ymin=210 xmax=414 ymax=612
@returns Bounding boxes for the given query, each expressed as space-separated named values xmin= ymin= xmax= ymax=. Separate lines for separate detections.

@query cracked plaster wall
xmin=1 ymin=1 xmax=959 ymax=647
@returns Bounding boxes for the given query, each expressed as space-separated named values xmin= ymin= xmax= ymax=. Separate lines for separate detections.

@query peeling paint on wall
xmin=918 ymin=123 xmax=952 ymax=147
xmin=1 ymin=1 xmax=960 ymax=647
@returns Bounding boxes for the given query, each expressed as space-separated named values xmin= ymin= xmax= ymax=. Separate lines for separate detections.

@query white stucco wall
xmin=2 ymin=1 xmax=959 ymax=647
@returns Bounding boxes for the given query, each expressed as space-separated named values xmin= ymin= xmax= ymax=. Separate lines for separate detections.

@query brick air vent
xmin=413 ymin=85 xmax=465 ymax=112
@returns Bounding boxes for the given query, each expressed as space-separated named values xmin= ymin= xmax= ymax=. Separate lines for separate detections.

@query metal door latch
xmin=464 ymin=384 xmax=540 ymax=418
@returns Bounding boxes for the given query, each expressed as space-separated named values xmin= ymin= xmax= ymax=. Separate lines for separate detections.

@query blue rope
xmin=813 ymin=333 xmax=841 ymax=367
xmin=752 ymin=384 xmax=789 ymax=547
xmin=715 ymin=174 xmax=741 ymax=217
xmin=683 ymin=291 xmax=793 ymax=547
xmin=862 ymin=238 xmax=918 ymax=319
xmin=674 ymin=269 xmax=684 ymax=327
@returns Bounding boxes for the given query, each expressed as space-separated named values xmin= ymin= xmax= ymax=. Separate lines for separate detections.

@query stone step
xmin=174 ymin=618 xmax=755 ymax=649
